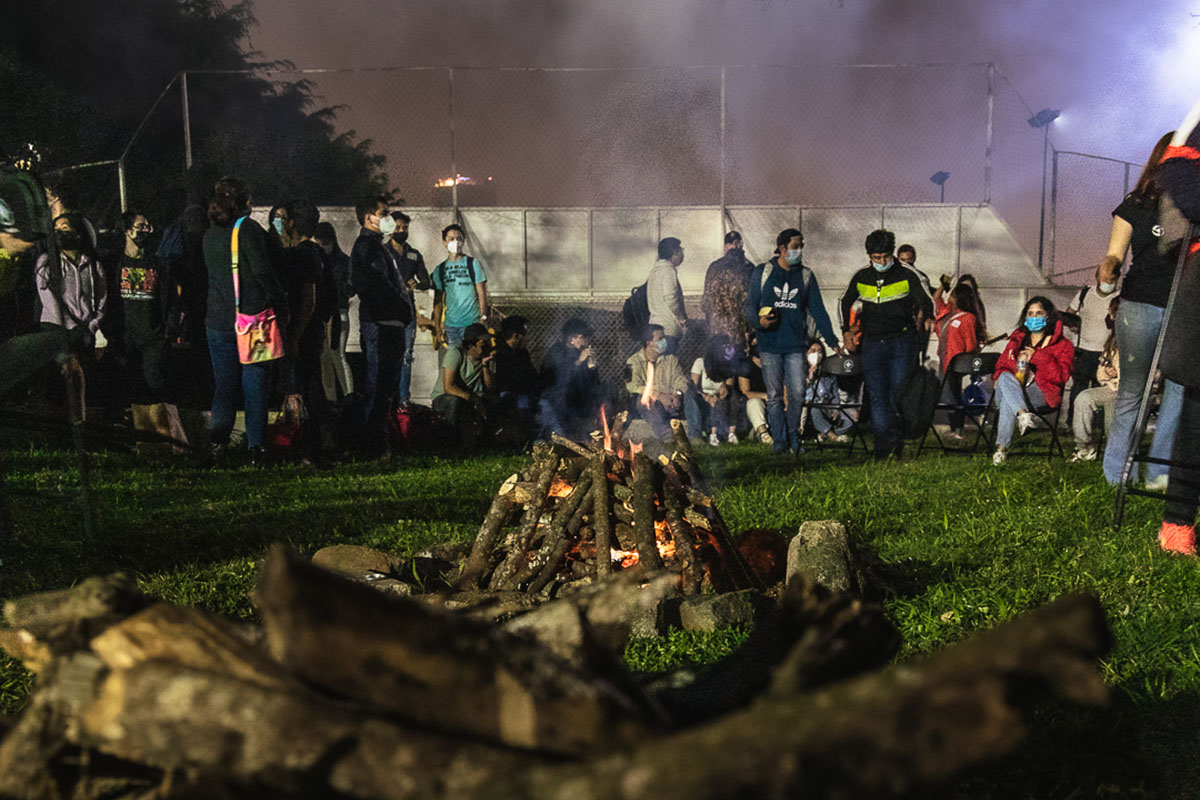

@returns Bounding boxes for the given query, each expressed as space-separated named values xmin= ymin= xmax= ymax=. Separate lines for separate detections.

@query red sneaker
xmin=1158 ymin=522 xmax=1197 ymax=556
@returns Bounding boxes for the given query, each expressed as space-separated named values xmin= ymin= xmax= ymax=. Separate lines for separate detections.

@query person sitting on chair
xmin=1070 ymin=297 xmax=1121 ymax=463
xmin=933 ymin=281 xmax=984 ymax=441
xmin=990 ymin=296 xmax=1074 ymax=465
xmin=804 ymin=341 xmax=858 ymax=443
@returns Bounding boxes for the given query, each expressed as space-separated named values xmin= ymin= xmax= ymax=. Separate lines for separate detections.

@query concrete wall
xmin=260 ymin=203 xmax=1077 ymax=404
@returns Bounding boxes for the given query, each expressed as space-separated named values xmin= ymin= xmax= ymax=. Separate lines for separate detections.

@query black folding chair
xmin=804 ymin=353 xmax=869 ymax=455
xmin=984 ymin=374 xmax=1067 ymax=461
xmin=918 ymin=352 xmax=999 ymax=455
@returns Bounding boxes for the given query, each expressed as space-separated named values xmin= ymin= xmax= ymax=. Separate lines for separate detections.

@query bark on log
xmin=550 ymin=433 xmax=597 ymax=457
xmin=630 ymin=454 xmax=663 ymax=572
xmin=591 ymin=455 xmax=613 ymax=579
xmin=662 ymin=464 xmax=703 ymax=594
xmin=509 ymin=474 xmax=593 ymax=591
xmin=610 ymin=410 xmax=629 ymax=443
xmin=490 ymin=455 xmax=558 ymax=590
xmin=256 ymin=546 xmax=657 ymax=756
xmin=456 ymin=490 xmax=517 ymax=590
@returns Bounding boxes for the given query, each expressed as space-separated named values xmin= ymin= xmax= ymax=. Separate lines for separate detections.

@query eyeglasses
xmin=131 ymin=224 xmax=153 ymax=233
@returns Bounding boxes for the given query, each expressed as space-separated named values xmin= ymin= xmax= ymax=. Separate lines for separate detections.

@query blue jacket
xmin=745 ymin=257 xmax=838 ymax=354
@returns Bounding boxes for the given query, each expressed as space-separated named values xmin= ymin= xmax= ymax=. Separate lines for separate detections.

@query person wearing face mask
xmin=388 ymin=211 xmax=432 ymax=407
xmin=702 ymin=231 xmax=754 ymax=351
xmin=625 ymin=324 xmax=690 ymax=437
xmin=538 ymin=317 xmax=607 ymax=439
xmin=685 ymin=334 xmax=748 ymax=446
xmin=989 ymin=296 xmax=1074 ymax=465
xmin=896 ymin=244 xmax=936 ymax=362
xmin=746 ymin=227 xmax=841 ymax=455
xmin=1097 ymin=132 xmax=1183 ymax=491
xmin=313 ymin=222 xmax=354 ymax=402
xmin=350 ymin=196 xmax=411 ymax=459
xmin=431 ymin=224 xmax=488 ymax=349
xmin=839 ymin=229 xmax=934 ymax=460
xmin=116 ymin=211 xmax=174 ymax=404
xmin=803 ymin=341 xmax=857 ymax=443
xmin=647 ymin=237 xmax=688 ymax=354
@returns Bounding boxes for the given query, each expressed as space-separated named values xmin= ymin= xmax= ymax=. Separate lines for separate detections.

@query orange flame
xmin=655 ymin=519 xmax=677 ymax=561
xmin=640 ymin=361 xmax=655 ymax=408
xmin=611 ymin=548 xmax=639 ymax=569
xmin=600 ymin=406 xmax=612 ymax=452
xmin=629 ymin=441 xmax=643 ymax=457
xmin=548 ymin=477 xmax=574 ymax=498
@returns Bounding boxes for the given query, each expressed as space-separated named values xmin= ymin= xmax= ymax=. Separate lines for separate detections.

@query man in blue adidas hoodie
xmin=839 ymin=229 xmax=933 ymax=460
xmin=745 ymin=227 xmax=841 ymax=454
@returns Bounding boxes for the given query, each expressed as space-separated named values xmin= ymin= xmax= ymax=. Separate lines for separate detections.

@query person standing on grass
xmin=988 ymin=297 xmax=1074 ymax=465
xmin=839 ymin=229 xmax=933 ymax=460
xmin=702 ymin=230 xmax=754 ymax=351
xmin=313 ymin=222 xmax=354 ymax=402
xmin=746 ymin=227 xmax=841 ymax=456
xmin=896 ymin=244 xmax=936 ymax=361
xmin=648 ymin=237 xmax=688 ymax=354
xmin=431 ymin=224 xmax=488 ymax=349
xmin=388 ymin=211 xmax=431 ymax=407
xmin=116 ymin=211 xmax=173 ymax=404
xmin=202 ymin=177 xmax=288 ymax=463
xmin=1100 ymin=132 xmax=1184 ymax=492
xmin=350 ymin=196 xmax=410 ymax=458
xmin=1155 ymin=100 xmax=1200 ymax=556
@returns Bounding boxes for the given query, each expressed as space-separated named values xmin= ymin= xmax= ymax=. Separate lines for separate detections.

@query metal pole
xmin=719 ymin=66 xmax=727 ymax=232
xmin=448 ymin=68 xmax=459 ymax=220
xmin=984 ymin=63 xmax=995 ymax=205
xmin=181 ymin=71 xmax=193 ymax=171
xmin=118 ymin=159 xmax=127 ymax=213
xmin=953 ymin=205 xmax=962 ymax=280
xmin=1036 ymin=128 xmax=1049 ymax=273
xmin=1048 ymin=149 xmax=1059 ymax=277
xmin=1124 ymin=162 xmax=1131 ymax=195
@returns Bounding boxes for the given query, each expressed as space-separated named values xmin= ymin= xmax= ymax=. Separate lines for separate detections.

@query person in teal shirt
xmin=431 ymin=223 xmax=488 ymax=348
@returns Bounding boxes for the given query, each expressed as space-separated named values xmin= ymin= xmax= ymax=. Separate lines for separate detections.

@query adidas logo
xmin=773 ymin=282 xmax=799 ymax=302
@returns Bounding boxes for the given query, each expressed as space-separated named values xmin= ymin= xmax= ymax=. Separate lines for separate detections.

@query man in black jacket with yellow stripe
xmin=839 ymin=229 xmax=933 ymax=459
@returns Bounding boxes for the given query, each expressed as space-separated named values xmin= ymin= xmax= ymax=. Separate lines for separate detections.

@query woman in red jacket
xmin=990 ymin=296 xmax=1075 ymax=465
xmin=935 ymin=283 xmax=983 ymax=439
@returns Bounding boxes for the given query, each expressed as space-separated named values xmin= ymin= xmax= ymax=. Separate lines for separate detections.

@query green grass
xmin=1 ymin=437 xmax=1197 ymax=796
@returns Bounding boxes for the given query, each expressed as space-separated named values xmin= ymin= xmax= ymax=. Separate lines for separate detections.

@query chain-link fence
xmin=1047 ymin=150 xmax=1141 ymax=283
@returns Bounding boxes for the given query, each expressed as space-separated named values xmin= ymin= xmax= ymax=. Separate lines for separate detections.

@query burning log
xmin=509 ymin=473 xmax=593 ymax=591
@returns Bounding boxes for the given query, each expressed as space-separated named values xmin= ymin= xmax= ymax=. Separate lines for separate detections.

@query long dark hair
xmin=1017 ymin=295 xmax=1056 ymax=336
xmin=207 ymin=176 xmax=250 ymax=226
xmin=950 ymin=283 xmax=985 ymax=342
xmin=1132 ymin=132 xmax=1174 ymax=201
xmin=703 ymin=334 xmax=750 ymax=381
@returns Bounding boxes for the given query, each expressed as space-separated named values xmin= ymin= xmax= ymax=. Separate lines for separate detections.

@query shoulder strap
xmin=759 ymin=261 xmax=772 ymax=294
xmin=466 ymin=256 xmax=476 ymax=283
xmin=1079 ymin=285 xmax=1089 ymax=306
xmin=230 ymin=216 xmax=247 ymax=313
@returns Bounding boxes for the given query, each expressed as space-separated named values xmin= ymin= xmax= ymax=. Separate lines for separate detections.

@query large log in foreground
xmin=0 ymin=548 xmax=1111 ymax=800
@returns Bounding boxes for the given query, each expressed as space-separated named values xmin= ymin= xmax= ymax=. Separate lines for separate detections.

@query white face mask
xmin=807 ymin=351 xmax=821 ymax=367
xmin=1099 ymin=281 xmax=1117 ymax=294
xmin=378 ymin=215 xmax=397 ymax=236
xmin=447 ymin=239 xmax=462 ymax=255
xmin=786 ymin=248 xmax=803 ymax=266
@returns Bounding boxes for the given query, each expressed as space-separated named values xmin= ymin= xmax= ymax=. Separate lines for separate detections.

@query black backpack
xmin=622 ymin=282 xmax=650 ymax=338
xmin=895 ymin=365 xmax=940 ymax=439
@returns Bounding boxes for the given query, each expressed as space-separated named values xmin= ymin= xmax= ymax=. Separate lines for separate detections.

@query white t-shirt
xmin=691 ymin=358 xmax=723 ymax=394
xmin=1071 ymin=287 xmax=1117 ymax=353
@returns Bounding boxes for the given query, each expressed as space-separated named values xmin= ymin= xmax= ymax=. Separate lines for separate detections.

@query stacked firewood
xmin=457 ymin=415 xmax=758 ymax=595
xmin=0 ymin=547 xmax=1112 ymax=800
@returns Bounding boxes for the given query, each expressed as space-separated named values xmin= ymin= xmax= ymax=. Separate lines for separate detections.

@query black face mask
xmin=55 ymin=230 xmax=82 ymax=251
xmin=129 ymin=231 xmax=147 ymax=245
xmin=392 ymin=231 xmax=408 ymax=245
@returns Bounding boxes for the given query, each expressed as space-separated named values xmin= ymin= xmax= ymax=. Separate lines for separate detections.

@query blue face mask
xmin=272 ymin=217 xmax=284 ymax=235
xmin=1025 ymin=315 xmax=1047 ymax=332
xmin=655 ymin=338 xmax=669 ymax=354
xmin=871 ymin=258 xmax=893 ymax=273
xmin=786 ymin=248 xmax=803 ymax=266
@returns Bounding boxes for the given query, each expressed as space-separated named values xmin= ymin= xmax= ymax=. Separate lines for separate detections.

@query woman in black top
xmin=1099 ymin=132 xmax=1184 ymax=490
xmin=202 ymin=176 xmax=287 ymax=460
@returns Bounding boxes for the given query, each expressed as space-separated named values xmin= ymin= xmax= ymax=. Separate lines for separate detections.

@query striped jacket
xmin=838 ymin=261 xmax=933 ymax=342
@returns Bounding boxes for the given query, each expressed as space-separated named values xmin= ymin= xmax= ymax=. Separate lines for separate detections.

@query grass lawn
xmin=1 ymin=436 xmax=1197 ymax=797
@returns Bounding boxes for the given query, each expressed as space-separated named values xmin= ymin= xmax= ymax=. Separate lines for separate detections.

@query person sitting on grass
xmin=431 ymin=322 xmax=494 ymax=451
xmin=1070 ymin=297 xmax=1121 ymax=463
xmin=990 ymin=296 xmax=1074 ymax=465
xmin=625 ymin=323 xmax=689 ymax=436
xmin=685 ymin=334 xmax=746 ymax=446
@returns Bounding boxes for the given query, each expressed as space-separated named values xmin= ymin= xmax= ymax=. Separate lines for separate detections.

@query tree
xmin=0 ymin=0 xmax=388 ymax=225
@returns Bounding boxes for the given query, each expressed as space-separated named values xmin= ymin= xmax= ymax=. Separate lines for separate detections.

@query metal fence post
xmin=118 ymin=159 xmax=127 ymax=213
xmin=984 ymin=63 xmax=994 ymax=205
xmin=1048 ymin=149 xmax=1059 ymax=277
xmin=448 ymin=67 xmax=459 ymax=220
xmin=719 ymin=66 xmax=727 ymax=231
xmin=954 ymin=205 xmax=963 ymax=279
xmin=181 ymin=71 xmax=193 ymax=171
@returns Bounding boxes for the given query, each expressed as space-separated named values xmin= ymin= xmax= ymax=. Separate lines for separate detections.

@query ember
xmin=456 ymin=416 xmax=758 ymax=595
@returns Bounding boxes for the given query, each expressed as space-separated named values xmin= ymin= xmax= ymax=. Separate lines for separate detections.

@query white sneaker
xmin=709 ymin=431 xmax=721 ymax=447
xmin=992 ymin=448 xmax=1007 ymax=466
xmin=1069 ymin=446 xmax=1097 ymax=463
xmin=758 ymin=427 xmax=774 ymax=445
xmin=1017 ymin=411 xmax=1036 ymax=437
xmin=727 ymin=431 xmax=739 ymax=444
xmin=834 ymin=434 xmax=852 ymax=444
xmin=1145 ymin=474 xmax=1169 ymax=492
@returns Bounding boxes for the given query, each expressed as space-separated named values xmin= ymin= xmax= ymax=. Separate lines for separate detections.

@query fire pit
xmin=456 ymin=413 xmax=759 ymax=595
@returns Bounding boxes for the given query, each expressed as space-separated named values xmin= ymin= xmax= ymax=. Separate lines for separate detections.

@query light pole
xmin=1028 ymin=107 xmax=1060 ymax=273
xmin=930 ymin=171 xmax=950 ymax=203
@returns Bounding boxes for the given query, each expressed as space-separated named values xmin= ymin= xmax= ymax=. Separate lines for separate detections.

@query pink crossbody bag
xmin=231 ymin=216 xmax=283 ymax=365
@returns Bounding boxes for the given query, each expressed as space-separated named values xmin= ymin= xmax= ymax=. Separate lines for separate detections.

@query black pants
xmin=1164 ymin=384 xmax=1200 ymax=526
xmin=124 ymin=334 xmax=169 ymax=405
xmin=360 ymin=320 xmax=405 ymax=456
xmin=432 ymin=393 xmax=486 ymax=450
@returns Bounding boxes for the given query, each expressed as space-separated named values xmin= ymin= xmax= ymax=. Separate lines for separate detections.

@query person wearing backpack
xmin=746 ymin=227 xmax=841 ymax=455
xmin=839 ymin=229 xmax=934 ymax=460
xmin=431 ymin=223 xmax=488 ymax=349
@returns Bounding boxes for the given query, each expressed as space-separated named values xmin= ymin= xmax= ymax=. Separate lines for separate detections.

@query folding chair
xmin=984 ymin=374 xmax=1067 ymax=461
xmin=917 ymin=352 xmax=998 ymax=455
xmin=805 ymin=353 xmax=869 ymax=455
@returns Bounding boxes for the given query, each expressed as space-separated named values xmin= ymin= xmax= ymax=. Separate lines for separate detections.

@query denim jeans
xmin=861 ymin=334 xmax=916 ymax=457
xmin=806 ymin=376 xmax=854 ymax=435
xmin=993 ymin=371 xmax=1046 ymax=448
xmin=1102 ymin=299 xmax=1184 ymax=484
xmin=206 ymin=326 xmax=272 ymax=450
xmin=444 ymin=325 xmax=465 ymax=348
xmin=761 ymin=350 xmax=807 ymax=452
xmin=684 ymin=390 xmax=730 ymax=438
xmin=396 ymin=317 xmax=418 ymax=406
xmin=360 ymin=320 xmax=405 ymax=455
